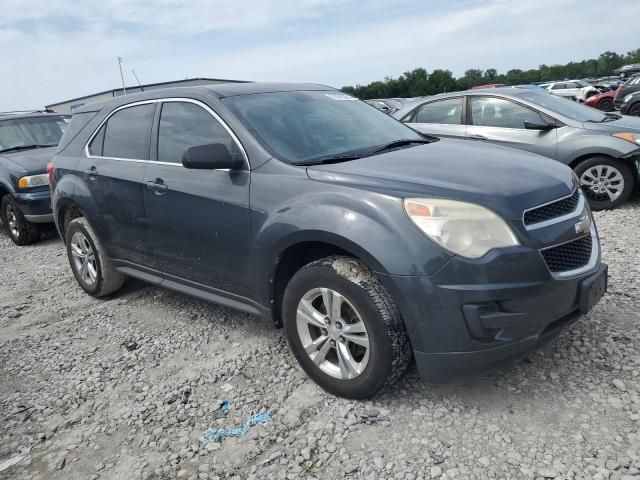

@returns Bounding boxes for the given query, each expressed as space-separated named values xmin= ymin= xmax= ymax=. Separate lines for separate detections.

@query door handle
xmin=146 ymin=179 xmax=168 ymax=195
xmin=468 ymin=134 xmax=488 ymax=141
xmin=84 ymin=166 xmax=98 ymax=180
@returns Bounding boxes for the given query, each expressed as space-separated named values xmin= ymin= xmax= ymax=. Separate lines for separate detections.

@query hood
xmin=582 ymin=115 xmax=640 ymax=134
xmin=307 ymin=139 xmax=575 ymax=220
xmin=0 ymin=146 xmax=57 ymax=174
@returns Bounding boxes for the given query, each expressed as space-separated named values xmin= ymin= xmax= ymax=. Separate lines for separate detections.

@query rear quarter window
xmin=56 ymin=112 xmax=97 ymax=153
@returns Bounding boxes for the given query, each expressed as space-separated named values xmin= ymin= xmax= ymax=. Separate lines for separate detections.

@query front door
xmin=404 ymin=97 xmax=467 ymax=139
xmin=143 ymin=100 xmax=251 ymax=296
xmin=466 ymin=96 xmax=558 ymax=160
xmin=79 ymin=102 xmax=155 ymax=264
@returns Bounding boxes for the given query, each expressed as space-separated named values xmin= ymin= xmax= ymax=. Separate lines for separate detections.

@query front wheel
xmin=628 ymin=102 xmax=640 ymax=117
xmin=282 ymin=256 xmax=411 ymax=399
xmin=597 ymin=98 xmax=614 ymax=112
xmin=1 ymin=195 xmax=40 ymax=246
xmin=574 ymin=157 xmax=634 ymax=210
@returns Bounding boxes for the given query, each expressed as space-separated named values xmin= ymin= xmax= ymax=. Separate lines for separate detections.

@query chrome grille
xmin=524 ymin=189 xmax=581 ymax=226
xmin=541 ymin=234 xmax=593 ymax=273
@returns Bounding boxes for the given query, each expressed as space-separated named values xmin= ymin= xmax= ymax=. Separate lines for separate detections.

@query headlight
xmin=624 ymin=94 xmax=633 ymax=102
xmin=403 ymin=198 xmax=520 ymax=259
xmin=18 ymin=173 xmax=49 ymax=188
xmin=612 ymin=132 xmax=640 ymax=145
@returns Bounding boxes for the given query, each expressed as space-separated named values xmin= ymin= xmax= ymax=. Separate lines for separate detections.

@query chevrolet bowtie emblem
xmin=574 ymin=214 xmax=591 ymax=235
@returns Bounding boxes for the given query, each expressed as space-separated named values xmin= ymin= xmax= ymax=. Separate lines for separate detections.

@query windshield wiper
xmin=0 ymin=144 xmax=57 ymax=153
xmin=587 ymin=113 xmax=622 ymax=123
xmin=368 ymin=138 xmax=433 ymax=155
xmin=295 ymin=153 xmax=369 ymax=166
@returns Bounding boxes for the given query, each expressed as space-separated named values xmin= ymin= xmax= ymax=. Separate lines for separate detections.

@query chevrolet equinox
xmin=50 ymin=83 xmax=607 ymax=398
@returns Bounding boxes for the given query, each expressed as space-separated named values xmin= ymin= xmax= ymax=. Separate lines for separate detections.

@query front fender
xmin=559 ymin=133 xmax=639 ymax=165
xmin=250 ymin=180 xmax=454 ymax=306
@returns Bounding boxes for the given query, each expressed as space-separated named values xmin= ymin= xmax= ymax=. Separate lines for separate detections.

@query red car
xmin=584 ymin=90 xmax=616 ymax=112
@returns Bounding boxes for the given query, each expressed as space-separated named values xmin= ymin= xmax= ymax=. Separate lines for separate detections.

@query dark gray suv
xmin=51 ymin=84 xmax=607 ymax=398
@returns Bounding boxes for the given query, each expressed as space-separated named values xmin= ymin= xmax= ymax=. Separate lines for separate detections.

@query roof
xmin=0 ymin=111 xmax=69 ymax=121
xmin=203 ymin=82 xmax=332 ymax=97
xmin=45 ymin=77 xmax=251 ymax=108
xmin=73 ymin=83 xmax=337 ymax=114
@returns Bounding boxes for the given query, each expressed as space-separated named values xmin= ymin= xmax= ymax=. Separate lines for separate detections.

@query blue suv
xmin=50 ymin=84 xmax=607 ymax=398
xmin=0 ymin=112 xmax=69 ymax=245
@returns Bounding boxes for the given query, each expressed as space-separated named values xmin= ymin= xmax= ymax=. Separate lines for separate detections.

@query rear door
xmin=143 ymin=99 xmax=251 ymax=296
xmin=403 ymin=97 xmax=467 ymax=139
xmin=80 ymin=102 xmax=155 ymax=264
xmin=466 ymin=96 xmax=558 ymax=159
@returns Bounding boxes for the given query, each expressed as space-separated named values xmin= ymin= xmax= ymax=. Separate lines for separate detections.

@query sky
xmin=1 ymin=0 xmax=639 ymax=111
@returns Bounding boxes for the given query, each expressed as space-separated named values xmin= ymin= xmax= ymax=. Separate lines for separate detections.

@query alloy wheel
xmin=70 ymin=231 xmax=98 ymax=286
xmin=296 ymin=287 xmax=370 ymax=380
xmin=579 ymin=165 xmax=625 ymax=203
xmin=5 ymin=205 xmax=19 ymax=238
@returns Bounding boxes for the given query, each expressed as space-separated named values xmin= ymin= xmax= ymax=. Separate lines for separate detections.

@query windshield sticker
xmin=324 ymin=93 xmax=358 ymax=101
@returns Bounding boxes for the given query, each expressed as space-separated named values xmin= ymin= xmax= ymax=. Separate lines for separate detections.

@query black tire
xmin=282 ymin=256 xmax=411 ymax=399
xmin=574 ymin=157 xmax=635 ymax=211
xmin=1 ymin=195 xmax=40 ymax=246
xmin=65 ymin=217 xmax=125 ymax=297
xmin=629 ymin=102 xmax=640 ymax=117
xmin=597 ymin=98 xmax=614 ymax=112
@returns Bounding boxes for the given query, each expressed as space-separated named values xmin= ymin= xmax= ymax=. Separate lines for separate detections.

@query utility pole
xmin=118 ymin=57 xmax=127 ymax=95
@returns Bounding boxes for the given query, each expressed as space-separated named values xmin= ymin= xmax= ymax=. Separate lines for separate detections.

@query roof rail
xmin=0 ymin=109 xmax=56 ymax=116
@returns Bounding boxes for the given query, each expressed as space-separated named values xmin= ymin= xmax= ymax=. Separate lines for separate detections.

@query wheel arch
xmin=54 ymin=198 xmax=88 ymax=243
xmin=267 ymin=233 xmax=388 ymax=328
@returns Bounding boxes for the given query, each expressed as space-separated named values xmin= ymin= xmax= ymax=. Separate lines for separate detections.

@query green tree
xmin=341 ymin=48 xmax=639 ymax=99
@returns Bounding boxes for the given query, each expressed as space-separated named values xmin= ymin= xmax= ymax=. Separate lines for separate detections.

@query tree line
xmin=341 ymin=49 xmax=640 ymax=100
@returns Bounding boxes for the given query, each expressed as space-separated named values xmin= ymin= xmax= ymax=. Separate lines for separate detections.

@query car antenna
xmin=132 ymin=69 xmax=144 ymax=91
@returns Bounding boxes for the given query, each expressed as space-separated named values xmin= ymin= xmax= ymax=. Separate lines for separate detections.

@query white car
xmin=542 ymin=80 xmax=598 ymax=102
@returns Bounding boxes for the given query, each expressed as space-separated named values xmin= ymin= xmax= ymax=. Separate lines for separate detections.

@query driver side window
xmin=470 ymin=97 xmax=545 ymax=129
xmin=157 ymin=101 xmax=241 ymax=164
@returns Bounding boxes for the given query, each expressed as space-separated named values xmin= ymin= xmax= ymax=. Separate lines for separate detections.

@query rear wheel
xmin=575 ymin=157 xmax=634 ymax=210
xmin=597 ymin=98 xmax=614 ymax=112
xmin=282 ymin=256 xmax=411 ymax=399
xmin=1 ymin=195 xmax=40 ymax=246
xmin=65 ymin=217 xmax=125 ymax=297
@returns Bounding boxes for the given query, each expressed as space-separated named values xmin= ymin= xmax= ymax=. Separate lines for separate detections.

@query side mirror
xmin=182 ymin=143 xmax=243 ymax=170
xmin=524 ymin=119 xmax=556 ymax=131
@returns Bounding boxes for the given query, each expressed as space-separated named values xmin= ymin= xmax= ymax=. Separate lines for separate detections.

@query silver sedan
xmin=392 ymin=88 xmax=640 ymax=210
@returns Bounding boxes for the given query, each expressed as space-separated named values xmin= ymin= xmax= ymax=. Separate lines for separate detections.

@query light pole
xmin=118 ymin=57 xmax=127 ymax=95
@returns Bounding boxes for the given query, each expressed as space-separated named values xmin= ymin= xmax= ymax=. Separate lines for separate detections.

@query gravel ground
xmin=1 ymin=197 xmax=639 ymax=480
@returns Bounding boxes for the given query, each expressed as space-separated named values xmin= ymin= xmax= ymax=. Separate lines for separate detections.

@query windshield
xmin=0 ymin=116 xmax=69 ymax=152
xmin=222 ymin=91 xmax=423 ymax=164
xmin=518 ymin=91 xmax=606 ymax=122
xmin=575 ymin=80 xmax=590 ymax=87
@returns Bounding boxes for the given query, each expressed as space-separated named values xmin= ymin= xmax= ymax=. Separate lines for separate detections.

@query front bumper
xmin=11 ymin=189 xmax=53 ymax=223
xmin=380 ymin=248 xmax=607 ymax=382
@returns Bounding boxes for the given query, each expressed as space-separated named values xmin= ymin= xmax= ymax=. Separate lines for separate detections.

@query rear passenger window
xmin=102 ymin=104 xmax=155 ymax=159
xmin=157 ymin=102 xmax=240 ymax=164
xmin=413 ymin=98 xmax=463 ymax=125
